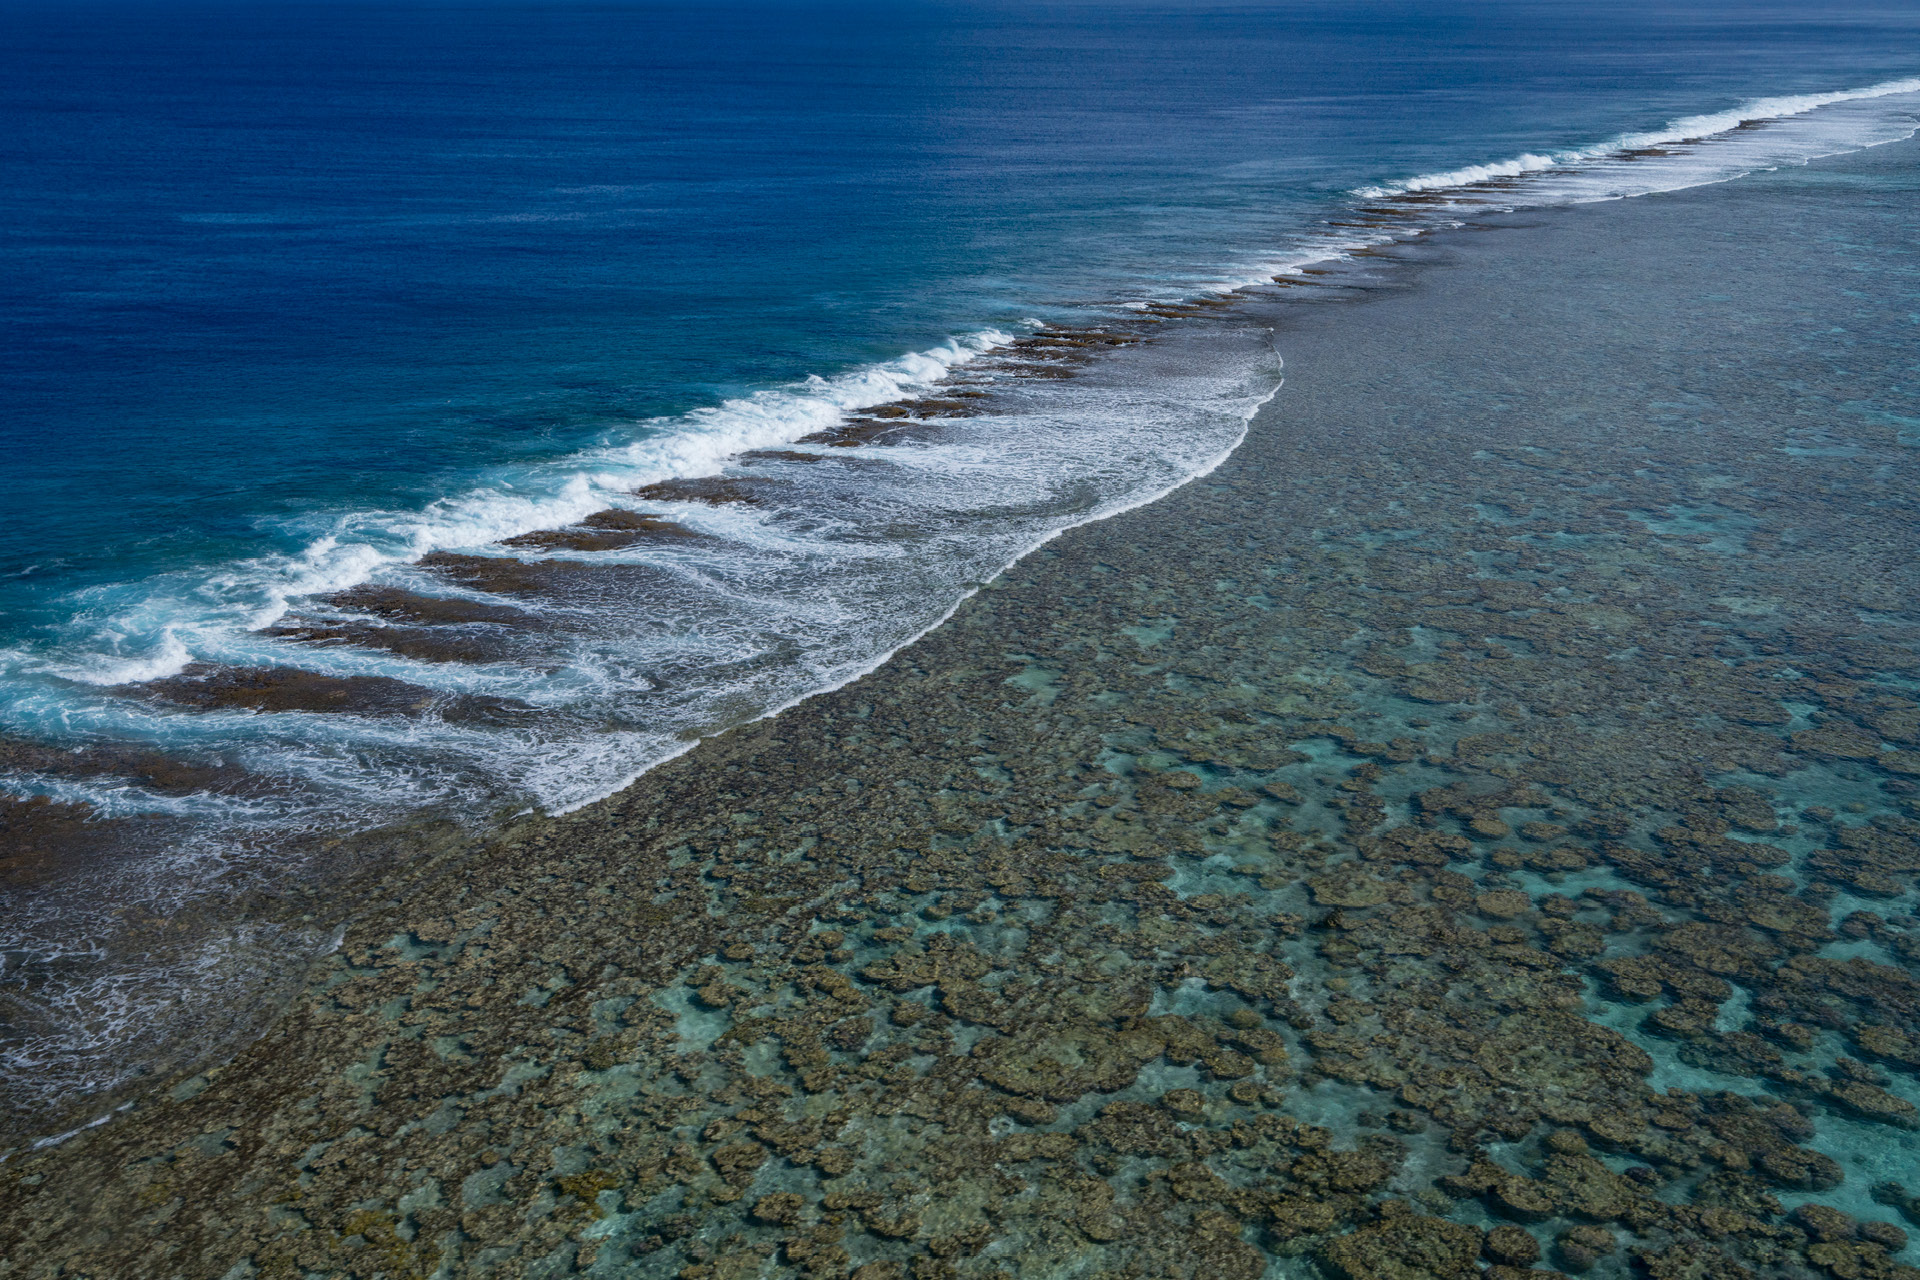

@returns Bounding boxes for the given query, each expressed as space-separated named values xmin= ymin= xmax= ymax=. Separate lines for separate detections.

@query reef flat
xmin=3 ymin=141 xmax=1918 ymax=1280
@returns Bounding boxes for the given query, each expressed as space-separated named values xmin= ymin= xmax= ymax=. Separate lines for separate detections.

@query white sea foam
xmin=545 ymin=331 xmax=1285 ymax=815
xmin=0 ymin=909 xmax=336 ymax=1133
xmin=1370 ymin=151 xmax=1565 ymax=196
xmin=13 ymin=331 xmax=1007 ymax=694
xmin=1356 ymin=76 xmax=1920 ymax=201
xmin=1616 ymin=78 xmax=1920 ymax=150
xmin=1206 ymin=81 xmax=1920 ymax=295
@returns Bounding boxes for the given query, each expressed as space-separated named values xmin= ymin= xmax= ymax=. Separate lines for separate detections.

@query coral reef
xmin=3 ymin=143 xmax=1918 ymax=1280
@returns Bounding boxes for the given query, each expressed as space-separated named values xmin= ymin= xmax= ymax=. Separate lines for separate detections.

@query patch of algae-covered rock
xmin=972 ymin=1023 xmax=1164 ymax=1101
xmin=1321 ymin=1211 xmax=1484 ymax=1280
xmin=10 ymin=142 xmax=1920 ymax=1280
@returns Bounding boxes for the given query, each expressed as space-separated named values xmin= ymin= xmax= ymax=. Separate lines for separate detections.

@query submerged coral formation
xmin=2 ymin=145 xmax=1917 ymax=1280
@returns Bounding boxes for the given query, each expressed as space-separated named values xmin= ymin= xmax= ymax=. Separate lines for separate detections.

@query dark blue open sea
xmin=2 ymin=0 xmax=1918 ymax=1125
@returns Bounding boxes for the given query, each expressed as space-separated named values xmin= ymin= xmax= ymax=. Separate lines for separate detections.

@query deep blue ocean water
xmin=3 ymin=0 xmax=1920 ymax=1122
xmin=5 ymin=1 xmax=1920 ymax=639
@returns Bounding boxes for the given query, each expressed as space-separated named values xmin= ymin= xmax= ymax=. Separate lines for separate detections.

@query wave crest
xmin=1357 ymin=75 xmax=1920 ymax=200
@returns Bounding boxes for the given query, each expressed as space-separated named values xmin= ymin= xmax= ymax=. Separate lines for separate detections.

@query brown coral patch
xmin=320 ymin=585 xmax=532 ymax=626
xmin=132 ymin=663 xmax=529 ymax=722
xmin=630 ymin=476 xmax=764 ymax=505
xmin=258 ymin=619 xmax=513 ymax=664
xmin=1321 ymin=1214 xmax=1484 ymax=1280
xmin=416 ymin=551 xmax=595 ymax=596
xmin=500 ymin=507 xmax=702 ymax=552
xmin=973 ymin=1024 xmax=1163 ymax=1102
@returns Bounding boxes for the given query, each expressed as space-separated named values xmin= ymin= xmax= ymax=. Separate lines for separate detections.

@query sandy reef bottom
xmin=3 ymin=142 xmax=1920 ymax=1280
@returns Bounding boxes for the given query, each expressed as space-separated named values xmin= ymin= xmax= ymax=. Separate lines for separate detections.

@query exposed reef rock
xmin=321 ymin=584 xmax=534 ymax=627
xmin=502 ymin=508 xmax=704 ymax=552
xmin=135 ymin=663 xmax=530 ymax=721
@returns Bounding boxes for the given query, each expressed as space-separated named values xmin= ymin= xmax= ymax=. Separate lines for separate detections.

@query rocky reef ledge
xmin=4 ymin=144 xmax=1919 ymax=1280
